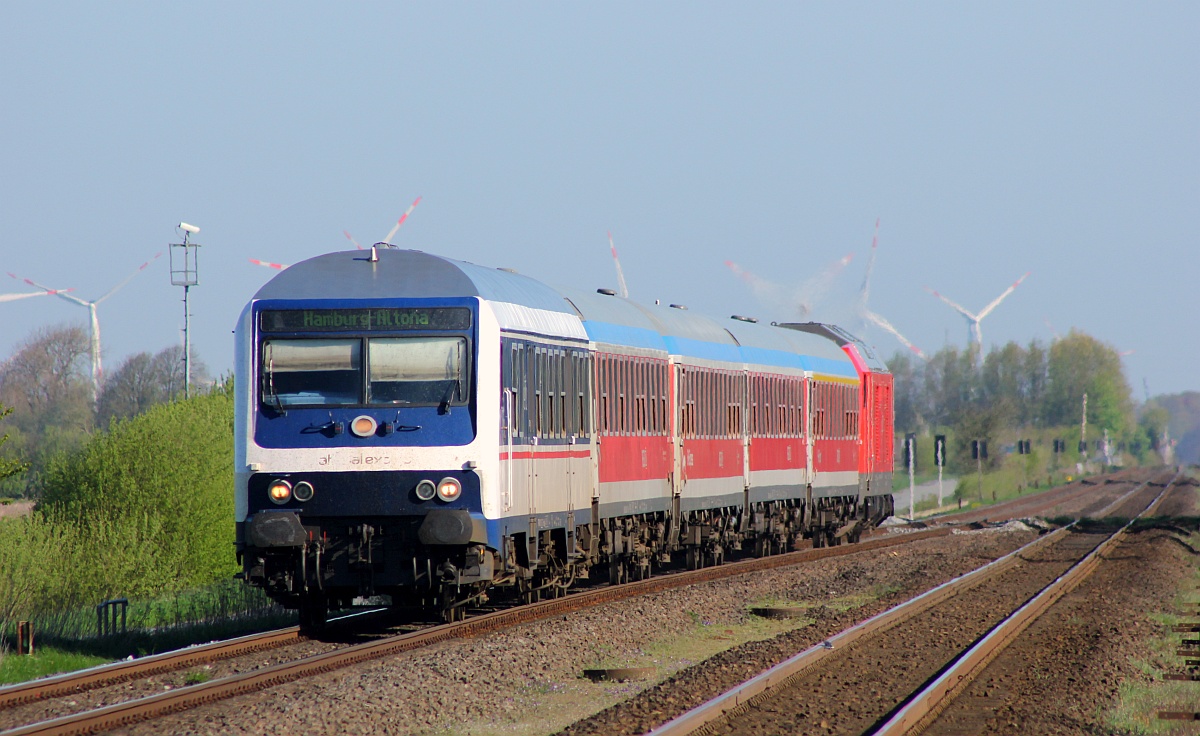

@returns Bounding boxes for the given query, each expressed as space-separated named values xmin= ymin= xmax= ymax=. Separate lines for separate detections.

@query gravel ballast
xmin=111 ymin=529 xmax=1037 ymax=736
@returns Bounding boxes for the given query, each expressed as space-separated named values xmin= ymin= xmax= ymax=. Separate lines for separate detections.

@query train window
xmin=262 ymin=339 xmax=361 ymax=407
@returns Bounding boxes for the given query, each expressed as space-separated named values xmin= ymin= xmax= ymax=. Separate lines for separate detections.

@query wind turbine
xmin=607 ymin=231 xmax=630 ymax=298
xmin=8 ymin=252 xmax=163 ymax=398
xmin=0 ymin=288 xmax=73 ymax=303
xmin=250 ymin=196 xmax=422 ymax=271
xmin=855 ymin=219 xmax=926 ymax=359
xmin=724 ymin=252 xmax=855 ymax=320
xmin=925 ymin=271 xmax=1030 ymax=350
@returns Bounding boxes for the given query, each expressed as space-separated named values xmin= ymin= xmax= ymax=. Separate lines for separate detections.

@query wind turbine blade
xmin=976 ymin=271 xmax=1031 ymax=320
xmin=95 ymin=252 xmax=164 ymax=305
xmin=923 ymin=286 xmax=977 ymax=321
xmin=7 ymin=272 xmax=88 ymax=306
xmin=724 ymin=260 xmax=785 ymax=309
xmin=343 ymin=230 xmax=364 ymax=250
xmin=857 ymin=218 xmax=880 ymax=311
xmin=864 ymin=310 xmax=926 ymax=360
xmin=608 ymin=231 xmax=629 ymax=298
xmin=0 ymin=289 xmax=73 ymax=303
xmin=797 ymin=252 xmax=854 ymax=316
xmin=1043 ymin=317 xmax=1060 ymax=340
xmin=383 ymin=196 xmax=422 ymax=245
xmin=249 ymin=258 xmax=289 ymax=271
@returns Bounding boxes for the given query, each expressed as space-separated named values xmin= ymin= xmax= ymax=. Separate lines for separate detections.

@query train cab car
xmin=234 ymin=249 xmax=589 ymax=627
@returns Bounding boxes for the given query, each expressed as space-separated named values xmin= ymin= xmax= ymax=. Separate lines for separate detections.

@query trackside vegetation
xmin=0 ymin=380 xmax=289 ymax=679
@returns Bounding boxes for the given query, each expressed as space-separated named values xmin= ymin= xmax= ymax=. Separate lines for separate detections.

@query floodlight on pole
xmin=170 ymin=223 xmax=201 ymax=399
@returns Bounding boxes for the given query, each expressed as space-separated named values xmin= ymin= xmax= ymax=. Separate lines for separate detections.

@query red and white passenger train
xmin=235 ymin=248 xmax=894 ymax=629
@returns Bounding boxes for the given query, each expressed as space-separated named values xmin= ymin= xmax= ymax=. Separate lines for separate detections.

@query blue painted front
xmin=252 ymin=296 xmax=478 ymax=449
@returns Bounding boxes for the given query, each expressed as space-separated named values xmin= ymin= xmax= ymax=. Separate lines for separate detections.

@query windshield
xmin=263 ymin=339 xmax=361 ymax=407
xmin=368 ymin=336 xmax=467 ymax=405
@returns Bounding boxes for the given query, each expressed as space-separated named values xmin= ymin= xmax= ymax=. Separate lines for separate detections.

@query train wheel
xmin=297 ymin=594 xmax=328 ymax=636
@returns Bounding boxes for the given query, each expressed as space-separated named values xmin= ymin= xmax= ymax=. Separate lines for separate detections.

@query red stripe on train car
xmin=597 ymin=434 xmax=672 ymax=483
xmin=679 ymin=437 xmax=744 ymax=479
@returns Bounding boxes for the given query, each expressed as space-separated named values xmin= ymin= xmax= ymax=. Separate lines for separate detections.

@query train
xmin=234 ymin=247 xmax=895 ymax=630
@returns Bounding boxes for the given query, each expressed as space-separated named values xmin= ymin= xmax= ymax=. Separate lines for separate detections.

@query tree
xmin=1043 ymin=331 xmax=1133 ymax=435
xmin=96 ymin=346 xmax=211 ymax=429
xmin=0 ymin=325 xmax=93 ymax=496
xmin=887 ymin=352 xmax=923 ymax=432
xmin=0 ymin=405 xmax=27 ymax=482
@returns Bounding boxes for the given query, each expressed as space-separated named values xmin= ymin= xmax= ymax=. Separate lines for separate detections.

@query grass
xmin=0 ymin=578 xmax=294 ymax=685
xmin=0 ymin=645 xmax=109 ymax=685
xmin=1103 ymin=528 xmax=1200 ymax=734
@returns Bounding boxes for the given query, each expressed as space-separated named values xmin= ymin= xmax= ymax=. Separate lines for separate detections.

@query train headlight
xmin=415 ymin=479 xmax=437 ymax=501
xmin=350 ymin=415 xmax=378 ymax=437
xmin=268 ymin=480 xmax=293 ymax=504
xmin=436 ymin=477 xmax=462 ymax=502
xmin=292 ymin=481 xmax=315 ymax=502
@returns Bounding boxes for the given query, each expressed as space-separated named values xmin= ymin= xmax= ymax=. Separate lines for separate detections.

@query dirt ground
xmin=0 ymin=501 xmax=33 ymax=519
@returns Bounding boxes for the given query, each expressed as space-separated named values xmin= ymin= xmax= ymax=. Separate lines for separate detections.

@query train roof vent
xmin=669 ymin=303 xmax=688 ymax=310
xmin=731 ymin=314 xmax=758 ymax=323
xmin=597 ymin=288 xmax=617 ymax=296
xmin=497 ymin=267 xmax=519 ymax=274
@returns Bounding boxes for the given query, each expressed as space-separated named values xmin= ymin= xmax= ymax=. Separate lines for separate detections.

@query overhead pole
xmin=170 ymin=224 xmax=201 ymax=399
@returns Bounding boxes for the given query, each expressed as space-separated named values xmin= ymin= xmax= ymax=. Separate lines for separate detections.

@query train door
xmin=804 ymin=376 xmax=816 ymax=484
xmin=675 ymin=363 xmax=691 ymax=497
xmin=502 ymin=364 xmax=514 ymax=515
xmin=740 ymin=372 xmax=750 ymax=491
xmin=507 ymin=342 xmax=533 ymax=516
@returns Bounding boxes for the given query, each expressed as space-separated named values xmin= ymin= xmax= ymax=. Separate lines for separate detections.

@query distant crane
xmin=8 ymin=252 xmax=163 ymax=399
xmin=924 ymin=271 xmax=1030 ymax=351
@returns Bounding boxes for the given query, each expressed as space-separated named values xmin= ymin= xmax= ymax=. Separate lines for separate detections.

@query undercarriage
xmin=240 ymin=491 xmax=894 ymax=633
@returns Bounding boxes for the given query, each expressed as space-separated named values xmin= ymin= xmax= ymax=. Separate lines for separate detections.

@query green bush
xmin=37 ymin=381 xmax=237 ymax=599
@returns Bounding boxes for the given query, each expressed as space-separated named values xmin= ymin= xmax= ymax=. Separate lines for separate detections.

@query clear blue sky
xmin=1 ymin=4 xmax=1196 ymax=396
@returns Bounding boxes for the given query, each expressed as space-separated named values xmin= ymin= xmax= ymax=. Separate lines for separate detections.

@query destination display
xmin=260 ymin=307 xmax=472 ymax=332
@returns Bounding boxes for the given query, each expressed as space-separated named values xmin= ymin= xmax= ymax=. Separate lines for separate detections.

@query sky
xmin=1 ymin=4 xmax=1196 ymax=397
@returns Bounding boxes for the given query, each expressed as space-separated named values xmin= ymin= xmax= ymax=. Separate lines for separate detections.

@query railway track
xmin=2 ymin=466 xmax=1177 ymax=735
xmin=0 ymin=526 xmax=951 ymax=735
xmin=639 ymin=468 xmax=1184 ymax=736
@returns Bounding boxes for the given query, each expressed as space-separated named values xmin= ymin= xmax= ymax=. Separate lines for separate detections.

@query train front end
xmin=234 ymin=251 xmax=500 ymax=629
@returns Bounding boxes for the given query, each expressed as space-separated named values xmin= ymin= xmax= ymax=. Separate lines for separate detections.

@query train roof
xmin=557 ymin=287 xmax=856 ymax=378
xmin=248 ymin=249 xmax=869 ymax=378
xmin=724 ymin=319 xmax=859 ymax=378
xmin=557 ymin=286 xmax=669 ymax=352
xmin=251 ymin=249 xmax=588 ymax=341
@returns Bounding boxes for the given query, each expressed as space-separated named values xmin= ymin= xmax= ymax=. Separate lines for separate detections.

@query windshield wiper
xmin=438 ymin=381 xmax=456 ymax=415
xmin=262 ymin=346 xmax=287 ymax=416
